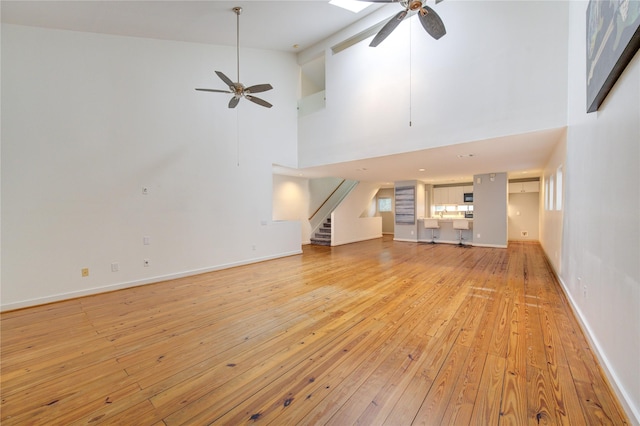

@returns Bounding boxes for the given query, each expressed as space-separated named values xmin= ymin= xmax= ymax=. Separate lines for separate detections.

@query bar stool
xmin=423 ymin=219 xmax=439 ymax=244
xmin=453 ymin=219 xmax=470 ymax=247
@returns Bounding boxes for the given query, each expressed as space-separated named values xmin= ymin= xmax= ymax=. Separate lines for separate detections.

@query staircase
xmin=310 ymin=218 xmax=332 ymax=246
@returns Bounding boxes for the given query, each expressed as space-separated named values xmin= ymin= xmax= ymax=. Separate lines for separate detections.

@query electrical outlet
xmin=476 ymin=233 xmax=481 ymax=239
xmin=81 ymin=268 xmax=89 ymax=277
xmin=111 ymin=262 xmax=119 ymax=272
xmin=144 ymin=259 xmax=150 ymax=267
xmin=578 ymin=277 xmax=586 ymax=299
xmin=143 ymin=236 xmax=150 ymax=245
xmin=252 ymin=245 xmax=256 ymax=251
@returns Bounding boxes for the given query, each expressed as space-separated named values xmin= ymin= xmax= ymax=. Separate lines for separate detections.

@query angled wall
xmin=331 ymin=181 xmax=382 ymax=246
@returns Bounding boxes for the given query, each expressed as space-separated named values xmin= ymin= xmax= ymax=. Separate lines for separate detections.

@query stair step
xmin=311 ymin=218 xmax=332 ymax=246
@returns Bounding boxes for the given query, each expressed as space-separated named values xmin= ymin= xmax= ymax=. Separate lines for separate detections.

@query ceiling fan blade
xmin=245 ymin=83 xmax=273 ymax=94
xmin=215 ymin=71 xmax=235 ymax=88
xmin=228 ymin=96 xmax=240 ymax=108
xmin=245 ymin=95 xmax=273 ymax=108
xmin=370 ymin=10 xmax=408 ymax=47
xmin=418 ymin=5 xmax=446 ymax=40
xmin=195 ymin=88 xmax=232 ymax=93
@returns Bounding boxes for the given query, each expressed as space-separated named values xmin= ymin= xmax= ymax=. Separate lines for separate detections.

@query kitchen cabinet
xmin=509 ymin=181 xmax=540 ymax=193
xmin=433 ymin=187 xmax=448 ymax=204
xmin=433 ymin=186 xmax=467 ymax=204
xmin=448 ymin=186 xmax=464 ymax=204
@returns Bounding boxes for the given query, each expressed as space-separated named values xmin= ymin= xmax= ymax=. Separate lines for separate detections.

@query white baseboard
xmin=555 ymin=275 xmax=640 ymax=425
xmin=1 ymin=249 xmax=303 ymax=312
xmin=415 ymin=239 xmax=508 ymax=248
xmin=472 ymin=242 xmax=508 ymax=248
xmin=417 ymin=239 xmax=465 ymax=245
xmin=393 ymin=237 xmax=418 ymax=243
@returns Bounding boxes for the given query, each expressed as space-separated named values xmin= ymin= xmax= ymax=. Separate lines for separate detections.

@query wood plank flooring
xmin=0 ymin=237 xmax=629 ymax=425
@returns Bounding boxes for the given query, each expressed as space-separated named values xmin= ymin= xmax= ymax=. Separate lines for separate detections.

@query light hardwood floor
xmin=1 ymin=237 xmax=629 ymax=425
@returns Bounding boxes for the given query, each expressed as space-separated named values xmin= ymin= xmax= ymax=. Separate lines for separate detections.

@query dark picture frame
xmin=586 ymin=0 xmax=640 ymax=113
xmin=395 ymin=186 xmax=415 ymax=225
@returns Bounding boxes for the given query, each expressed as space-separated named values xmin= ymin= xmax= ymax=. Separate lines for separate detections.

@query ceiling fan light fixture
xmin=195 ymin=6 xmax=273 ymax=109
xmin=363 ymin=0 xmax=447 ymax=47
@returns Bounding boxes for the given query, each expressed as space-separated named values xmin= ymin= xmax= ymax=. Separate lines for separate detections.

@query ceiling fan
xmin=195 ymin=7 xmax=273 ymax=108
xmin=362 ymin=0 xmax=447 ymax=47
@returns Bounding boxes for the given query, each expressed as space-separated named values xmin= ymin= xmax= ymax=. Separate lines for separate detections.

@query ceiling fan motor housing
xmin=408 ymin=0 xmax=423 ymax=11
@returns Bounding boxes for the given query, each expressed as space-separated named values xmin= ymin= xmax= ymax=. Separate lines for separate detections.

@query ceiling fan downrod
xmin=233 ymin=6 xmax=241 ymax=84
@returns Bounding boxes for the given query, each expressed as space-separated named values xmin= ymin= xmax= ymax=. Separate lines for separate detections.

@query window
xmin=549 ymin=174 xmax=555 ymax=210
xmin=378 ymin=197 xmax=392 ymax=212
xmin=555 ymin=165 xmax=563 ymax=210
xmin=544 ymin=178 xmax=550 ymax=210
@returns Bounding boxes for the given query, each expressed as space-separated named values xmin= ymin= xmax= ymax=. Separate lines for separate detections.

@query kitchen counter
xmin=418 ymin=218 xmax=473 ymax=245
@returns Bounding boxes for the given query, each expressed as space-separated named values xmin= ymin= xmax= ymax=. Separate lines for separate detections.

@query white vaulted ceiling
xmin=1 ymin=1 xmax=385 ymax=52
xmin=2 ymin=1 xmax=564 ymax=184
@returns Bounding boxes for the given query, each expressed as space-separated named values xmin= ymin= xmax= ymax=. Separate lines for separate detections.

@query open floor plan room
xmin=0 ymin=236 xmax=628 ymax=425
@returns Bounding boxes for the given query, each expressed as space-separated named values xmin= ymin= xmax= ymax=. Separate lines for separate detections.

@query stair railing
xmin=308 ymin=179 xmax=359 ymax=240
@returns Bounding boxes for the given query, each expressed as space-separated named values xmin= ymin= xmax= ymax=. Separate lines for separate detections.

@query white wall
xmin=540 ymin=135 xmax=566 ymax=274
xmin=298 ymin=1 xmax=568 ymax=169
xmin=272 ymin=174 xmax=311 ymax=245
xmin=1 ymin=24 xmax=301 ymax=310
xmin=331 ymin=181 xmax=382 ymax=246
xmin=376 ymin=188 xmax=395 ymax=234
xmin=508 ymin=192 xmax=540 ymax=241
xmin=546 ymin=1 xmax=640 ymax=421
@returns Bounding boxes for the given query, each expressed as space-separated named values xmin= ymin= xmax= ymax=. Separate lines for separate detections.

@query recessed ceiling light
xmin=418 ymin=168 xmax=426 ymax=172
xmin=329 ymin=0 xmax=370 ymax=13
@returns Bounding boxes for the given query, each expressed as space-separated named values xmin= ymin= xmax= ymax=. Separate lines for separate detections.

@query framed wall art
xmin=586 ymin=0 xmax=640 ymax=113
xmin=395 ymin=186 xmax=415 ymax=225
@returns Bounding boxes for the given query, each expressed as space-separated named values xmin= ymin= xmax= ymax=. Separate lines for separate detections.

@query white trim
xmin=417 ymin=239 xmax=468 ymax=245
xmin=556 ymin=275 xmax=640 ymax=425
xmin=471 ymin=243 xmax=508 ymax=249
xmin=393 ymin=237 xmax=418 ymax=243
xmin=0 ymin=250 xmax=303 ymax=312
